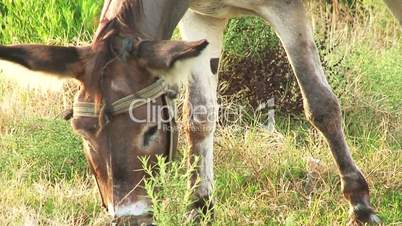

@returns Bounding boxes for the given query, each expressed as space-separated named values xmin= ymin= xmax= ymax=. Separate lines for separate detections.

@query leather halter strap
xmin=73 ymin=79 xmax=168 ymax=117
xmin=72 ymin=78 xmax=178 ymax=162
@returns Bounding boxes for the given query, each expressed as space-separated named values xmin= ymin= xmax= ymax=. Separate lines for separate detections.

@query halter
xmin=71 ymin=78 xmax=178 ymax=162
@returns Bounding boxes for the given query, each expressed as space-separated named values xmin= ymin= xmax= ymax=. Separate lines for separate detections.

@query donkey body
xmin=0 ymin=0 xmax=401 ymax=225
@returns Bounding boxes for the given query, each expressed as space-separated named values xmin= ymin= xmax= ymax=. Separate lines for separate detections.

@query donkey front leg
xmin=256 ymin=1 xmax=380 ymax=224
xmin=179 ymin=10 xmax=227 ymax=214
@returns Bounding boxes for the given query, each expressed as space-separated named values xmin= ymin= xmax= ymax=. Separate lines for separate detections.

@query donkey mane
xmin=93 ymin=0 xmax=144 ymax=45
xmin=89 ymin=0 xmax=146 ymax=110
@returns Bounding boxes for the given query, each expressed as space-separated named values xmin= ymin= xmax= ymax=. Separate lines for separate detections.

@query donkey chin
xmin=108 ymin=198 xmax=152 ymax=219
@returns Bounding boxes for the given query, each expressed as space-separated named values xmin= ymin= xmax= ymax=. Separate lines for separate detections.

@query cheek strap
xmin=162 ymin=94 xmax=178 ymax=162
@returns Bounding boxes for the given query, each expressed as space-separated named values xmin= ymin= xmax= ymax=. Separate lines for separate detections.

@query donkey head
xmin=0 ymin=36 xmax=208 ymax=221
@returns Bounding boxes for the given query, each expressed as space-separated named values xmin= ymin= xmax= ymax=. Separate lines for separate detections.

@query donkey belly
xmin=189 ymin=0 xmax=255 ymax=18
xmin=189 ymin=0 xmax=228 ymax=17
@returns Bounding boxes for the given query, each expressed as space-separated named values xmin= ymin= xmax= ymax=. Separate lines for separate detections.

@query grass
xmin=0 ymin=0 xmax=401 ymax=225
xmin=0 ymin=118 xmax=107 ymax=225
xmin=0 ymin=118 xmax=85 ymax=182
xmin=223 ymin=17 xmax=280 ymax=57
xmin=0 ymin=0 xmax=100 ymax=44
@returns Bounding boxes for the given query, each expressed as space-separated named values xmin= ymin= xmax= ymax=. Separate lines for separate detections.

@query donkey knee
xmin=187 ymin=107 xmax=217 ymax=141
xmin=305 ymin=92 xmax=342 ymax=134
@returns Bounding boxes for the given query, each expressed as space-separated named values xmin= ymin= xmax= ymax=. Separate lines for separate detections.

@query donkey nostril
xmin=143 ymin=125 xmax=158 ymax=147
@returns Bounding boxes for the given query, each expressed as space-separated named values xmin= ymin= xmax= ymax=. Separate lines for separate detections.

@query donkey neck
xmin=97 ymin=0 xmax=190 ymax=41
xmin=137 ymin=0 xmax=190 ymax=39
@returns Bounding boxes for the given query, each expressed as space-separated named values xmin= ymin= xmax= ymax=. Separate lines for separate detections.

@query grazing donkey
xmin=0 ymin=0 xmax=400 ymax=225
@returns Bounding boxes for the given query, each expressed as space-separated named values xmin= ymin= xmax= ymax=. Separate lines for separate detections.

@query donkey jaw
xmin=108 ymin=199 xmax=152 ymax=217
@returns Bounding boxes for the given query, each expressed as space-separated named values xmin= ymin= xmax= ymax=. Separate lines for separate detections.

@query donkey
xmin=0 ymin=0 xmax=401 ymax=225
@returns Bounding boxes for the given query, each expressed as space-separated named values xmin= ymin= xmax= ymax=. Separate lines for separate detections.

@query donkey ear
xmin=136 ymin=39 xmax=209 ymax=69
xmin=136 ymin=39 xmax=208 ymax=85
xmin=0 ymin=44 xmax=91 ymax=79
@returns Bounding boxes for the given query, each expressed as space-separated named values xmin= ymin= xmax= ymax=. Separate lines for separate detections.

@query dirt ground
xmin=219 ymin=46 xmax=303 ymax=115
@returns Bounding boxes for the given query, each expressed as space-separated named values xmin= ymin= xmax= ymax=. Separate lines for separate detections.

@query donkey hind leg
xmin=255 ymin=1 xmax=380 ymax=224
xmin=179 ymin=10 xmax=227 ymax=214
xmin=384 ymin=0 xmax=402 ymax=27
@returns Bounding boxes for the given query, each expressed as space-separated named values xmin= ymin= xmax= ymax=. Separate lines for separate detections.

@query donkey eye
xmin=143 ymin=125 xmax=158 ymax=147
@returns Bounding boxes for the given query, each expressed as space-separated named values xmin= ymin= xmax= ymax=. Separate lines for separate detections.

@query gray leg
xmin=255 ymin=1 xmax=380 ymax=224
xmin=384 ymin=0 xmax=402 ymax=26
xmin=179 ymin=10 xmax=227 ymax=211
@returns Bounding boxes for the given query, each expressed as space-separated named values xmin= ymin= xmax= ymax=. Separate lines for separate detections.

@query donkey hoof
xmin=186 ymin=198 xmax=215 ymax=224
xmin=193 ymin=197 xmax=215 ymax=215
xmin=348 ymin=204 xmax=381 ymax=225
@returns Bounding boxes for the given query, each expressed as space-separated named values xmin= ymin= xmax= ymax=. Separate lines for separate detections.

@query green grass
xmin=223 ymin=17 xmax=280 ymax=57
xmin=0 ymin=117 xmax=108 ymax=225
xmin=0 ymin=0 xmax=101 ymax=44
xmin=0 ymin=0 xmax=401 ymax=225
xmin=347 ymin=46 xmax=402 ymax=109
xmin=0 ymin=118 xmax=85 ymax=182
